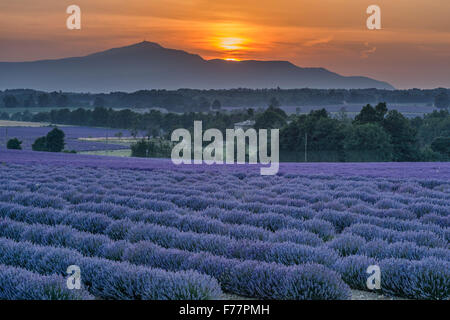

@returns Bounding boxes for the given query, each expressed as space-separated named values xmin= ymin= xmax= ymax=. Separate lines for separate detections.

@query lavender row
xmin=1 ymin=217 xmax=447 ymax=300
xmin=334 ymin=255 xmax=449 ymax=300
xmin=12 ymin=177 xmax=448 ymax=230
xmin=1 ymin=187 xmax=447 ymax=247
xmin=0 ymin=201 xmax=323 ymax=247
xmin=0 ymin=236 xmax=222 ymax=300
xmin=11 ymin=183 xmax=446 ymax=242
xmin=2 ymin=150 xmax=449 ymax=179
xmin=0 ymin=215 xmax=337 ymax=267
xmin=0 ymin=264 xmax=93 ymax=300
xmin=0 ymin=219 xmax=350 ymax=300
xmin=2 ymin=201 xmax=447 ymax=265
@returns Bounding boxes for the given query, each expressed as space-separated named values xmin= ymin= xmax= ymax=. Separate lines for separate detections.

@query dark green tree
xmin=94 ymin=97 xmax=106 ymax=108
xmin=309 ymin=118 xmax=346 ymax=151
xmin=0 ymin=112 xmax=9 ymax=120
xmin=3 ymin=95 xmax=18 ymax=108
xmin=56 ymin=94 xmax=69 ymax=108
xmin=91 ymin=107 xmax=109 ymax=127
xmin=131 ymin=139 xmax=152 ymax=157
xmin=211 ymin=99 xmax=222 ymax=110
xmin=45 ymin=127 xmax=66 ymax=152
xmin=434 ymin=91 xmax=449 ymax=110
xmin=37 ymin=94 xmax=50 ymax=107
xmin=269 ymin=97 xmax=281 ymax=108
xmin=32 ymin=137 xmax=48 ymax=151
xmin=23 ymin=95 xmax=36 ymax=108
xmin=197 ymin=97 xmax=211 ymax=112
xmin=431 ymin=137 xmax=450 ymax=157
xmin=343 ymin=123 xmax=393 ymax=161
xmin=354 ymin=103 xmax=387 ymax=124
xmin=6 ymin=138 xmax=22 ymax=150
xmin=254 ymin=109 xmax=287 ymax=130
xmin=382 ymin=110 xmax=419 ymax=161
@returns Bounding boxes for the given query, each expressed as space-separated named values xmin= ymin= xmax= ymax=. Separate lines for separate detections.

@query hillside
xmin=0 ymin=42 xmax=394 ymax=92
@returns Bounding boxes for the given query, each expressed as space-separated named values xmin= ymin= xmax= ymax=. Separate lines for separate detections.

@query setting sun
xmin=218 ymin=37 xmax=245 ymax=50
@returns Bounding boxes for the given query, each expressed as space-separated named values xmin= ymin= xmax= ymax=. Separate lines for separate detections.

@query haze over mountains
xmin=0 ymin=41 xmax=394 ymax=92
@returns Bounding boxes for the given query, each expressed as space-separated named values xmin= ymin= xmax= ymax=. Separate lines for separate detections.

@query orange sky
xmin=1 ymin=0 xmax=450 ymax=88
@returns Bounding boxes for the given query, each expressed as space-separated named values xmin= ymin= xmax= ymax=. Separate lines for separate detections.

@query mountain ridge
xmin=0 ymin=41 xmax=395 ymax=92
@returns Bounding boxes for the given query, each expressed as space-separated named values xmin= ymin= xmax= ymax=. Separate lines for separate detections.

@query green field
xmin=79 ymin=149 xmax=132 ymax=157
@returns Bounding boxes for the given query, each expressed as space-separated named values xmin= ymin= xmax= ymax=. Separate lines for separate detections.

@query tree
xmin=354 ymin=103 xmax=387 ymax=124
xmin=37 ymin=94 xmax=50 ymax=107
xmin=131 ymin=139 xmax=151 ymax=157
xmin=94 ymin=97 xmax=106 ymax=108
xmin=269 ymin=97 xmax=281 ymax=108
xmin=254 ymin=109 xmax=287 ymax=130
xmin=23 ymin=95 xmax=36 ymax=108
xmin=56 ymin=94 xmax=69 ymax=108
xmin=268 ymin=105 xmax=288 ymax=119
xmin=309 ymin=109 xmax=329 ymax=120
xmin=70 ymin=108 xmax=88 ymax=125
xmin=0 ymin=112 xmax=9 ymax=120
xmin=211 ymin=99 xmax=222 ymax=110
xmin=434 ymin=91 xmax=449 ymax=110
xmin=309 ymin=118 xmax=346 ymax=151
xmin=130 ymin=128 xmax=139 ymax=139
xmin=46 ymin=127 xmax=66 ymax=152
xmin=382 ymin=110 xmax=419 ymax=161
xmin=431 ymin=137 xmax=450 ymax=157
xmin=343 ymin=123 xmax=393 ymax=160
xmin=3 ymin=95 xmax=18 ymax=108
xmin=7 ymin=138 xmax=22 ymax=150
xmin=32 ymin=137 xmax=48 ymax=151
xmin=375 ymin=102 xmax=388 ymax=117
xmin=91 ymin=107 xmax=109 ymax=127
xmin=196 ymin=97 xmax=210 ymax=112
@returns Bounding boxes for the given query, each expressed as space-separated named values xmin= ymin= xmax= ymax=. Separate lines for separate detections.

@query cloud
xmin=303 ymin=36 xmax=333 ymax=47
xmin=361 ymin=42 xmax=376 ymax=59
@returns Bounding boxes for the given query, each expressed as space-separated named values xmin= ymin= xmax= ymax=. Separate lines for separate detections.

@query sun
xmin=225 ymin=58 xmax=240 ymax=61
xmin=218 ymin=37 xmax=245 ymax=51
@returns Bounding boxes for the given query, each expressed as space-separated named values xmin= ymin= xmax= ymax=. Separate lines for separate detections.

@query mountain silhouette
xmin=0 ymin=41 xmax=394 ymax=92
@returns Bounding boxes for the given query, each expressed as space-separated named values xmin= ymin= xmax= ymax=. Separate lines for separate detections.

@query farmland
xmin=0 ymin=150 xmax=448 ymax=300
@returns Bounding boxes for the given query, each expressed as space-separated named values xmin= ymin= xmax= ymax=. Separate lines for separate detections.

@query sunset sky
xmin=1 ymin=0 xmax=449 ymax=89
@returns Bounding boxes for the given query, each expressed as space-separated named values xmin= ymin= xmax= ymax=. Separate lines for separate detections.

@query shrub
xmin=334 ymin=255 xmax=377 ymax=290
xmin=123 ymin=241 xmax=351 ymax=300
xmin=0 ymin=238 xmax=222 ymax=300
xmin=0 ymin=264 xmax=93 ymax=300
xmin=380 ymin=258 xmax=450 ymax=300
xmin=32 ymin=136 xmax=48 ymax=151
xmin=31 ymin=128 xmax=66 ymax=152
xmin=6 ymin=138 xmax=22 ymax=150
xmin=328 ymin=234 xmax=366 ymax=256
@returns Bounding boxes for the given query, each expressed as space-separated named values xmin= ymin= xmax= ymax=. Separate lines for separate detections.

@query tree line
xmin=277 ymin=104 xmax=449 ymax=162
xmin=1 ymin=107 xmax=251 ymax=137
xmin=1 ymin=88 xmax=449 ymax=112
xmin=3 ymin=102 xmax=449 ymax=162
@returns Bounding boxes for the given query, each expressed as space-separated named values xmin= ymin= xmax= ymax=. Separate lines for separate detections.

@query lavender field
xmin=0 ymin=126 xmax=131 ymax=152
xmin=0 ymin=150 xmax=448 ymax=300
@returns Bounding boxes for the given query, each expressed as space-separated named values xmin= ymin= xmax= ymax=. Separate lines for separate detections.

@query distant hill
xmin=0 ymin=41 xmax=394 ymax=92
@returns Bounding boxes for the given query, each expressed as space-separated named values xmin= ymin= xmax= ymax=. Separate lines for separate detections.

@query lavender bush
xmin=0 ymin=264 xmax=93 ymax=300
